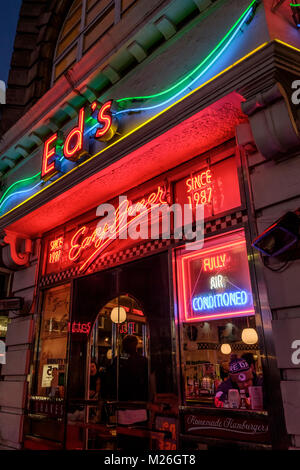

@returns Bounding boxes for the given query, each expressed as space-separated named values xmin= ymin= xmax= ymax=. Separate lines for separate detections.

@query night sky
xmin=0 ymin=1 xmax=22 ymax=84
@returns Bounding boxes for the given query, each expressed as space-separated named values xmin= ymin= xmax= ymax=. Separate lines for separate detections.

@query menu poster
xmin=42 ymin=364 xmax=59 ymax=388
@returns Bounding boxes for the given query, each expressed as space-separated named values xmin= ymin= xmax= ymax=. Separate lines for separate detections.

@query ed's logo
xmin=291 ymin=80 xmax=300 ymax=105
xmin=291 ymin=339 xmax=300 ymax=365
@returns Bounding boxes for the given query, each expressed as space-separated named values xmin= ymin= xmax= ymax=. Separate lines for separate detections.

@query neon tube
xmin=0 ymin=172 xmax=41 ymax=207
xmin=0 ymin=181 xmax=42 ymax=212
xmin=116 ymin=0 xmax=257 ymax=112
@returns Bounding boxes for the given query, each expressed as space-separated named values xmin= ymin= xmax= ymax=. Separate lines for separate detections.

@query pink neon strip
xmin=185 ymin=309 xmax=255 ymax=322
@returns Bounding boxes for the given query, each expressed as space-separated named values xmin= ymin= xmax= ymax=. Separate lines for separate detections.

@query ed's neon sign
xmin=41 ymin=101 xmax=117 ymax=180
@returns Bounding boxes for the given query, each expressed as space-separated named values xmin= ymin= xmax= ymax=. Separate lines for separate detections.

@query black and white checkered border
xmin=39 ymin=209 xmax=248 ymax=287
xmin=86 ymin=238 xmax=173 ymax=274
xmin=204 ymin=210 xmax=248 ymax=234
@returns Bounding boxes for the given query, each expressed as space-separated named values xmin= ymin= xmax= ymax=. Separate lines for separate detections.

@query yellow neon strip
xmin=274 ymin=38 xmax=300 ymax=53
xmin=0 ymin=39 xmax=292 ymax=222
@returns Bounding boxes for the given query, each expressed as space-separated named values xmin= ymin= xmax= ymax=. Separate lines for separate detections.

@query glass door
xmin=65 ymin=253 xmax=179 ymax=450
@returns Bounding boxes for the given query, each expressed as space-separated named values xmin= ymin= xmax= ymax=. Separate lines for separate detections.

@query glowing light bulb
xmin=241 ymin=328 xmax=258 ymax=345
xmin=110 ymin=306 xmax=126 ymax=324
xmin=221 ymin=343 xmax=232 ymax=355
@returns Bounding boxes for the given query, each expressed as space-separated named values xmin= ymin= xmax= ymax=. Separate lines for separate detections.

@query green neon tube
xmin=116 ymin=0 xmax=257 ymax=104
xmin=0 ymin=171 xmax=41 ymax=206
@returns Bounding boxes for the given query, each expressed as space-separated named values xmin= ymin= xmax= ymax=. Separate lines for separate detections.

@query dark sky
xmin=0 ymin=1 xmax=22 ymax=84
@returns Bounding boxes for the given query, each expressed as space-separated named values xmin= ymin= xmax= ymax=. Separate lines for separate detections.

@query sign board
xmin=184 ymin=412 xmax=270 ymax=443
xmin=272 ymin=318 xmax=300 ymax=368
xmin=174 ymin=156 xmax=241 ymax=219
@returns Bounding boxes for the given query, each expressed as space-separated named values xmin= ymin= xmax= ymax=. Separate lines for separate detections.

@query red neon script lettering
xmin=41 ymin=133 xmax=58 ymax=180
xmin=68 ymin=186 xmax=167 ymax=272
xmin=49 ymin=236 xmax=64 ymax=264
xmin=95 ymin=101 xmax=113 ymax=138
xmin=63 ymin=107 xmax=85 ymax=160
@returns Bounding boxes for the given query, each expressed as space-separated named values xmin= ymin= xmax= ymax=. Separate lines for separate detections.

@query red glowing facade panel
xmin=176 ymin=231 xmax=255 ymax=323
xmin=174 ymin=156 xmax=241 ymax=219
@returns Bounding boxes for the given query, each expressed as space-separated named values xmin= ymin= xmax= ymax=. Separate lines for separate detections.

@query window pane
xmin=69 ymin=0 xmax=82 ymax=15
xmin=83 ymin=7 xmax=114 ymax=53
xmin=54 ymin=45 xmax=77 ymax=81
xmin=35 ymin=284 xmax=70 ymax=398
xmin=122 ymin=0 xmax=137 ymax=13
xmin=86 ymin=0 xmax=112 ymax=25
xmin=87 ymin=0 xmax=100 ymax=10
xmin=60 ymin=4 xmax=82 ymax=41
xmin=57 ymin=23 xmax=81 ymax=57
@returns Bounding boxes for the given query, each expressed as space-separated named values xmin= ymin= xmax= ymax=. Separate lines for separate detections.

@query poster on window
xmin=42 ymin=364 xmax=59 ymax=387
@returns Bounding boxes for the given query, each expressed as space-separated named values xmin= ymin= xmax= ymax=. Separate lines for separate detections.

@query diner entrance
xmin=65 ymin=252 xmax=179 ymax=450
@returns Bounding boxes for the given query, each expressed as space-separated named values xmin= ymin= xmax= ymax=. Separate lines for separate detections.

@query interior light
xmin=220 ymin=343 xmax=232 ymax=355
xmin=241 ymin=328 xmax=258 ymax=345
xmin=106 ymin=349 xmax=112 ymax=360
xmin=110 ymin=306 xmax=126 ymax=324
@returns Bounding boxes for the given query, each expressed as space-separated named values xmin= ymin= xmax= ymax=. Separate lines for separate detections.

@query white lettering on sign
xmin=291 ymin=340 xmax=300 ymax=365
xmin=210 ymin=275 xmax=226 ymax=289
xmin=291 ymin=80 xmax=300 ymax=105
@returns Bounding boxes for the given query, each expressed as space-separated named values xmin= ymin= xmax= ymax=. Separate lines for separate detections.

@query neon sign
xmin=118 ymin=322 xmax=137 ymax=335
xmin=68 ymin=185 xmax=167 ymax=272
xmin=68 ymin=321 xmax=91 ymax=334
xmin=192 ymin=291 xmax=249 ymax=311
xmin=210 ymin=275 xmax=226 ymax=289
xmin=203 ymin=254 xmax=226 ymax=271
xmin=174 ymin=157 xmax=241 ymax=220
xmin=41 ymin=101 xmax=117 ymax=181
xmin=186 ymin=169 xmax=212 ymax=209
xmin=49 ymin=236 xmax=64 ymax=264
xmin=177 ymin=234 xmax=255 ymax=322
xmin=63 ymin=107 xmax=87 ymax=161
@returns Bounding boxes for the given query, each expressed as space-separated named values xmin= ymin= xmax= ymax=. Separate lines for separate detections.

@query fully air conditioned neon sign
xmin=177 ymin=235 xmax=255 ymax=322
xmin=41 ymin=100 xmax=117 ymax=180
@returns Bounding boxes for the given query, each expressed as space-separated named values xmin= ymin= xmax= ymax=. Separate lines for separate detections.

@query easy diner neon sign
xmin=68 ymin=185 xmax=167 ymax=272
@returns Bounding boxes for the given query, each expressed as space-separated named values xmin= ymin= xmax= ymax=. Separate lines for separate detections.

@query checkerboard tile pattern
xmin=40 ymin=209 xmax=248 ymax=287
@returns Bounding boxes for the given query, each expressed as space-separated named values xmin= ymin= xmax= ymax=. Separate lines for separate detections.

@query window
xmin=52 ymin=0 xmax=139 ymax=83
xmin=176 ymin=230 xmax=265 ymax=411
xmin=34 ymin=284 xmax=70 ymax=398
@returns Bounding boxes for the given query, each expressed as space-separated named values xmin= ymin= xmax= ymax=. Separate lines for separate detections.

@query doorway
xmin=65 ymin=252 xmax=178 ymax=450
